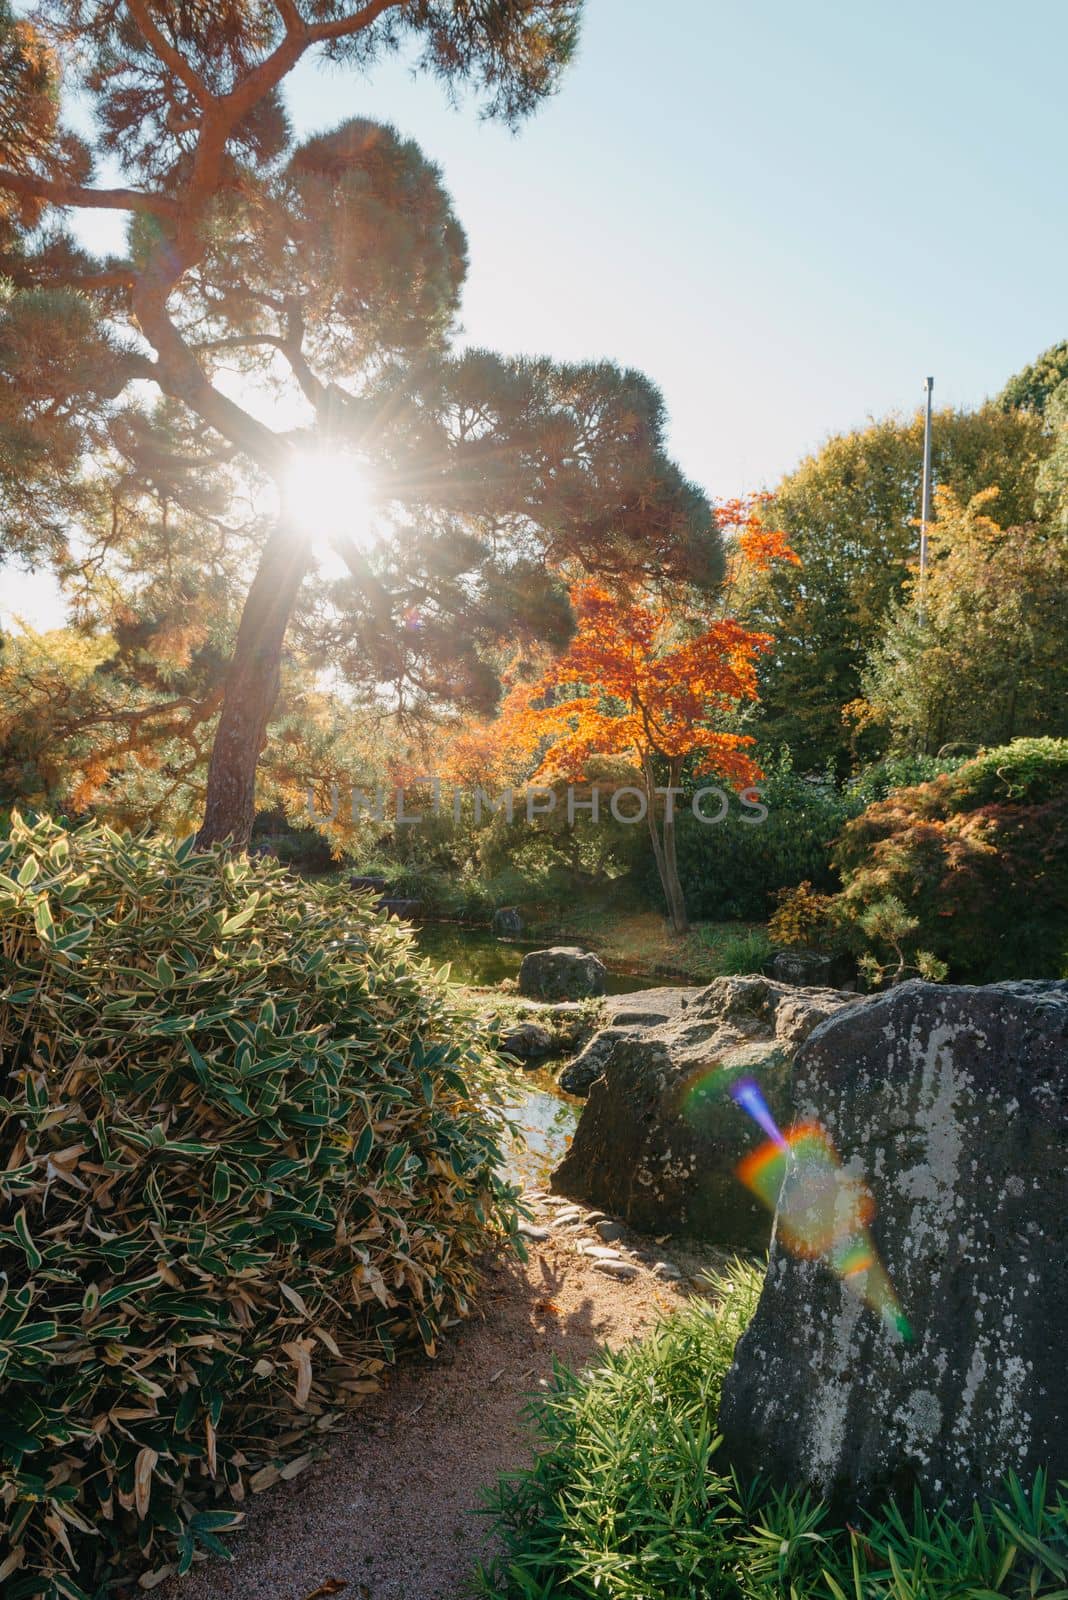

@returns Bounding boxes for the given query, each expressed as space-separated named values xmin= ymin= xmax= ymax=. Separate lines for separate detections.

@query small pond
xmin=500 ymin=1066 xmax=583 ymax=1190
xmin=413 ymin=923 xmax=661 ymax=994
xmin=412 ymin=923 xmax=659 ymax=1190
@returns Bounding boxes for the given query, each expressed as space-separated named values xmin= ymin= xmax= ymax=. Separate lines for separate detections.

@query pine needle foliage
xmin=0 ymin=813 xmax=518 ymax=1596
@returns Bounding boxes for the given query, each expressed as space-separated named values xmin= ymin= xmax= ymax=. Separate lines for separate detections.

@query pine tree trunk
xmin=196 ymin=521 xmax=310 ymax=850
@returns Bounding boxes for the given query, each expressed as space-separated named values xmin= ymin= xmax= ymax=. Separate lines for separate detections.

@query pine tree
xmin=0 ymin=2 xmax=722 ymax=846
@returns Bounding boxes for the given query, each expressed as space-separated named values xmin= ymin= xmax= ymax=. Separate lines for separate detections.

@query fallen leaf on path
xmin=300 ymin=1581 xmax=347 ymax=1600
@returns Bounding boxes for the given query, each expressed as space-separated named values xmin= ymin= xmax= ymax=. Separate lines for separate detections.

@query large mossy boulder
xmin=551 ymin=976 xmax=859 ymax=1246
xmin=518 ymin=945 xmax=607 ymax=1000
xmin=719 ymin=980 xmax=1068 ymax=1514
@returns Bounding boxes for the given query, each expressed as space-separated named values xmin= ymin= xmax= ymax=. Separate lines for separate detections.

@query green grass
xmin=694 ymin=923 xmax=774 ymax=976
xmin=475 ymin=1259 xmax=1068 ymax=1600
xmin=523 ymin=903 xmax=772 ymax=984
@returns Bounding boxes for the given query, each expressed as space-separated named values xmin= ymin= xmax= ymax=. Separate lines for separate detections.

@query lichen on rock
xmin=719 ymin=979 xmax=1068 ymax=1514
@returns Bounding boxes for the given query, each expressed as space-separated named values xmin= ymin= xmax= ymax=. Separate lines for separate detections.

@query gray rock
xmin=518 ymin=946 xmax=608 ymax=1001
xmin=558 ymin=989 xmax=706 ymax=1095
xmin=350 ymin=874 xmax=389 ymax=893
xmin=606 ymin=986 xmax=703 ymax=1028
xmin=652 ymin=1261 xmax=683 ymax=1281
xmin=769 ymin=948 xmax=854 ymax=989
xmin=500 ymin=1022 xmax=555 ymax=1063
xmin=492 ymin=906 xmax=523 ymax=937
xmin=558 ymin=1028 xmax=627 ymax=1095
xmin=719 ymin=980 xmax=1068 ymax=1514
xmin=594 ymin=1260 xmax=638 ymax=1280
xmin=517 ymin=1222 xmax=551 ymax=1241
xmin=551 ymin=976 xmax=861 ymax=1248
xmin=594 ymin=1219 xmax=626 ymax=1242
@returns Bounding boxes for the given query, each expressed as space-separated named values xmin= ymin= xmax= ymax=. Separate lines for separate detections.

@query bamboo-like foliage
xmin=477 ymin=1261 xmax=1068 ymax=1600
xmin=0 ymin=813 xmax=517 ymax=1596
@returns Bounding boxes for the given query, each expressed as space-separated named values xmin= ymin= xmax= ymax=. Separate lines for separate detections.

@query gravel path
xmin=162 ymin=1195 xmax=728 ymax=1600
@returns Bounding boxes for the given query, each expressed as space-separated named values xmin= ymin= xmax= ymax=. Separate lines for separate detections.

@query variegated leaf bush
xmin=0 ymin=813 xmax=518 ymax=1598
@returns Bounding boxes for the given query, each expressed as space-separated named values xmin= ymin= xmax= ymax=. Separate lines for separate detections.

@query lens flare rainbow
xmin=683 ymin=1065 xmax=911 ymax=1341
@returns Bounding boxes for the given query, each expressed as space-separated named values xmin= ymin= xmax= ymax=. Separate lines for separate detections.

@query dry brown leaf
xmin=282 ymin=1339 xmax=314 ymax=1408
xmin=280 ymin=1282 xmax=311 ymax=1318
xmin=133 ymin=1445 xmax=157 ymax=1520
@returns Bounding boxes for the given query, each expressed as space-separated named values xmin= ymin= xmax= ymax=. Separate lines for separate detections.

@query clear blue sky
xmin=4 ymin=0 xmax=1066 ymax=626
xmin=287 ymin=0 xmax=1067 ymax=492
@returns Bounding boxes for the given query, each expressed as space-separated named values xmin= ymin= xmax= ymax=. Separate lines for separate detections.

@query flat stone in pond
xmin=518 ymin=946 xmax=607 ymax=1001
xmin=606 ymin=987 xmax=704 ymax=1027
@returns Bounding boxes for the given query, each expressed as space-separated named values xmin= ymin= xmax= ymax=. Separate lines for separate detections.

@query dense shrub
xmin=478 ymin=1260 xmax=1068 ymax=1600
xmin=649 ymin=757 xmax=852 ymax=921
xmin=833 ymin=738 xmax=1068 ymax=981
xmin=250 ymin=811 xmax=340 ymax=874
xmin=843 ymin=751 xmax=968 ymax=809
xmin=0 ymin=814 xmax=516 ymax=1597
xmin=767 ymin=879 xmax=849 ymax=953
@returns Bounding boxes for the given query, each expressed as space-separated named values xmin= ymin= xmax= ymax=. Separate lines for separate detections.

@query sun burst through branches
xmin=282 ymin=448 xmax=378 ymax=553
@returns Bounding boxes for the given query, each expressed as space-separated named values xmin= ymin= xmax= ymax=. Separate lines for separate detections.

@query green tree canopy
xmin=739 ymin=403 xmax=1050 ymax=771
xmin=998 ymin=338 xmax=1068 ymax=417
xmin=860 ymin=487 xmax=1068 ymax=755
xmin=1035 ymin=379 xmax=1068 ymax=534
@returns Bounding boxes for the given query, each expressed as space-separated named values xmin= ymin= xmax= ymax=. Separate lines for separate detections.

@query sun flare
xmin=282 ymin=448 xmax=377 ymax=552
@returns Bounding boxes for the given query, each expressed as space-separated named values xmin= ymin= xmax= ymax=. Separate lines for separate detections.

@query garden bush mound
xmin=478 ymin=1259 xmax=1068 ymax=1600
xmin=0 ymin=814 xmax=517 ymax=1598
xmin=831 ymin=737 xmax=1068 ymax=981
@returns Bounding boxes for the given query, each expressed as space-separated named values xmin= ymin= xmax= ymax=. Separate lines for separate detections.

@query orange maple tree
xmin=438 ymin=501 xmax=798 ymax=931
xmin=501 ymin=592 xmax=771 ymax=932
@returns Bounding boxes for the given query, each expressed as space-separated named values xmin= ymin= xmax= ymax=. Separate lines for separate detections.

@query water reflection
xmin=498 ymin=1066 xmax=582 ymax=1189
xmin=414 ymin=924 xmax=659 ymax=994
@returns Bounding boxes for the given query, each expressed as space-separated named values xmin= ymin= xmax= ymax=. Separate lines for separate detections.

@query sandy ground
xmin=162 ymin=1197 xmax=728 ymax=1600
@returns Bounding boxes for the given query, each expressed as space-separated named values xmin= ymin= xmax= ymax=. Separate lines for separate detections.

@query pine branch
xmin=130 ymin=287 xmax=283 ymax=472
xmin=273 ymin=0 xmax=305 ymax=30
xmin=192 ymin=329 xmax=331 ymax=412
xmin=52 ymin=691 xmax=222 ymax=739
xmin=0 ymin=167 xmax=179 ymax=217
xmin=126 ymin=0 xmax=214 ymax=109
xmin=306 ymin=0 xmax=403 ymax=44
